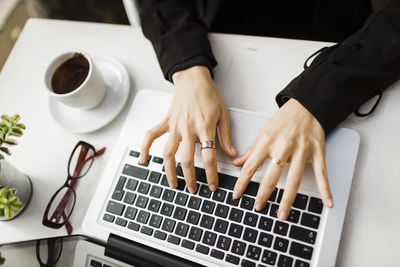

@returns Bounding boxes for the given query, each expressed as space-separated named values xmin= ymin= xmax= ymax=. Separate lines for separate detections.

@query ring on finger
xmin=271 ymin=157 xmax=286 ymax=167
xmin=201 ymin=140 xmax=216 ymax=150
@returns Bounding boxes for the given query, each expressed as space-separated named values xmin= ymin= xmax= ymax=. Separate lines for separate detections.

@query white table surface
xmin=0 ymin=18 xmax=399 ymax=267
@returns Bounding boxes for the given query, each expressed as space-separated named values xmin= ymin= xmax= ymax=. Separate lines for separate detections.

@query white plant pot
xmin=0 ymin=160 xmax=32 ymax=221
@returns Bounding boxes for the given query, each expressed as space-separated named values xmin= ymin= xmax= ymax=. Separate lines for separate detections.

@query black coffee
xmin=51 ymin=53 xmax=90 ymax=94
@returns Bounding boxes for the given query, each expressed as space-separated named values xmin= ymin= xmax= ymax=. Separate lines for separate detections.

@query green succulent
xmin=0 ymin=186 xmax=22 ymax=219
xmin=0 ymin=114 xmax=26 ymax=160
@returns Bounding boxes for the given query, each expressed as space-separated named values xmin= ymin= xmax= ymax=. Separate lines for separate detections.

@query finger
xmin=312 ymin=146 xmax=334 ymax=208
xmin=277 ymin=152 xmax=306 ymax=220
xmin=233 ymin=143 xmax=268 ymax=199
xmin=217 ymin=109 xmax=238 ymax=157
xmin=254 ymin=155 xmax=288 ymax=211
xmin=163 ymin=132 xmax=180 ymax=189
xmin=232 ymin=136 xmax=260 ymax=166
xmin=140 ymin=121 xmax=167 ymax=164
xmin=199 ymin=129 xmax=218 ymax=192
xmin=180 ymin=135 xmax=197 ymax=194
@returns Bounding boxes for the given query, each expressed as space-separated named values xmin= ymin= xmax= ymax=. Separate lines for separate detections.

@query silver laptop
xmin=82 ymin=89 xmax=360 ymax=267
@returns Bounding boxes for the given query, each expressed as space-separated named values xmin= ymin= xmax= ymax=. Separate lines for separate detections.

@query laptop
xmin=82 ymin=89 xmax=360 ymax=267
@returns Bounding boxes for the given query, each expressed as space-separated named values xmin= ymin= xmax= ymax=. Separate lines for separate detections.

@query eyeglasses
xmin=42 ymin=141 xmax=105 ymax=235
xmin=35 ymin=237 xmax=63 ymax=267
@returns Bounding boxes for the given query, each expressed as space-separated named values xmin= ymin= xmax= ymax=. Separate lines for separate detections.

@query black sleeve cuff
xmin=167 ymin=55 xmax=215 ymax=83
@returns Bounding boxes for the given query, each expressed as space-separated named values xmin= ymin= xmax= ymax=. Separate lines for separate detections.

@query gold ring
xmin=201 ymin=140 xmax=216 ymax=150
xmin=271 ymin=157 xmax=286 ymax=167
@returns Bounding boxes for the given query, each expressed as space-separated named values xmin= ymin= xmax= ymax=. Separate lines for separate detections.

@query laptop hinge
xmin=105 ymin=234 xmax=204 ymax=267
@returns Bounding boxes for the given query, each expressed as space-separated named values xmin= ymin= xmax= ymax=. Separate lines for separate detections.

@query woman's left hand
xmin=232 ymin=98 xmax=334 ymax=220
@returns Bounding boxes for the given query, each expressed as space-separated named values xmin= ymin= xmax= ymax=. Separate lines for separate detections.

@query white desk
xmin=0 ymin=18 xmax=399 ymax=266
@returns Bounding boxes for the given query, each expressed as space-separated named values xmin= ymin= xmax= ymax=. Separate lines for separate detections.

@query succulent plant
xmin=0 ymin=186 xmax=22 ymax=219
xmin=0 ymin=114 xmax=26 ymax=160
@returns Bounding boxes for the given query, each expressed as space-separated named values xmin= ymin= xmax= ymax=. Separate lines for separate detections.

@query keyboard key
xmin=175 ymin=222 xmax=190 ymax=237
xmin=210 ymin=249 xmax=224 ymax=260
xmin=212 ymin=189 xmax=227 ymax=202
xmin=231 ymin=240 xmax=246 ymax=256
xmin=129 ymin=150 xmax=140 ymax=157
xmin=202 ymin=231 xmax=217 ymax=246
xmin=173 ymin=207 xmax=187 ymax=221
xmin=115 ymin=176 xmax=127 ymax=190
xmin=261 ymin=249 xmax=277 ymax=265
xmin=106 ymin=201 xmax=125 ymax=216
xmin=243 ymin=227 xmax=258 ymax=242
xmin=162 ymin=218 xmax=176 ymax=233
xmin=138 ymin=155 xmax=151 ymax=167
xmin=278 ymin=254 xmax=293 ymax=267
xmin=200 ymin=214 xmax=214 ymax=229
xmin=126 ymin=178 xmax=138 ymax=191
xmin=141 ymin=226 xmax=153 ymax=235
xmin=149 ymin=185 xmax=163 ymax=198
xmin=149 ymin=214 xmax=163 ymax=228
xmin=195 ymin=244 xmax=209 ymax=255
xmin=167 ymin=235 xmax=181 ymax=245
xmin=289 ymin=225 xmax=317 ymax=244
xmin=269 ymin=204 xmax=279 ymax=218
xmin=246 ymin=245 xmax=262 ymax=261
xmin=135 ymin=195 xmax=149 ymax=208
xmin=137 ymin=210 xmax=150 ymax=224
xmin=244 ymin=181 xmax=259 ymax=197
xmin=240 ymin=196 xmax=255 ymax=210
xmin=277 ymin=189 xmax=284 ymax=203
xmin=215 ymin=204 xmax=229 ymax=218
xmin=244 ymin=212 xmax=258 ymax=227
xmin=258 ymin=216 xmax=273 ymax=231
xmin=201 ymin=200 xmax=215 ymax=214
xmin=228 ymin=223 xmax=243 ymax=238
xmin=214 ymin=219 xmax=229 ymax=234
xmin=226 ymin=254 xmax=240 ymax=264
xmin=293 ymin=193 xmax=308 ymax=210
xmin=226 ymin=192 xmax=240 ymax=206
xmin=175 ymin=192 xmax=188 ymax=206
xmin=162 ymin=189 xmax=176 ymax=202
xmin=188 ymin=196 xmax=202 ymax=210
xmin=148 ymin=171 xmax=161 ymax=183
xmin=295 ymin=260 xmax=310 ymax=267
xmin=290 ymin=241 xmax=313 ymax=260
xmin=181 ymin=240 xmax=195 ymax=250
xmin=123 ymin=192 xmax=137 ymax=204
xmin=274 ymin=237 xmax=289 ymax=253
xmin=160 ymin=203 xmax=174 ymax=216
xmin=229 ymin=208 xmax=243 ymax=222
xmin=301 ymin=212 xmax=320 ymax=229
xmin=124 ymin=207 xmax=138 ymax=220
xmin=138 ymin=182 xmax=151 ymax=194
xmin=176 ymin=178 xmax=186 ymax=191
xmin=255 ymin=203 xmax=270 ymax=215
xmin=112 ymin=189 xmax=124 ymax=201
xmin=308 ymin=197 xmax=323 ymax=214
xmin=90 ymin=259 xmax=102 ymax=267
xmin=188 ymin=226 xmax=203 ymax=241
xmin=103 ymin=213 xmax=115 ymax=223
xmin=185 ymin=182 xmax=199 ymax=194
xmin=269 ymin=187 xmax=278 ymax=202
xmin=287 ymin=209 xmax=301 ymax=223
xmin=274 ymin=221 xmax=289 ymax=236
xmin=176 ymin=163 xmax=184 ymax=177
xmin=161 ymin=174 xmax=169 ymax=186
xmin=154 ymin=230 xmax=167 ymax=240
xmin=199 ymin=184 xmax=212 ymax=198
xmin=258 ymin=232 xmax=273 ymax=248
xmin=128 ymin=222 xmax=140 ymax=231
xmin=217 ymin=235 xmax=231 ymax=251
xmin=115 ymin=218 xmax=127 ymax=227
xmin=122 ymin=164 xmax=149 ymax=180
xmin=152 ymin=156 xmax=163 ymax=164
xmin=241 ymin=259 xmax=256 ymax=267
xmin=186 ymin=210 xmax=201 ymax=225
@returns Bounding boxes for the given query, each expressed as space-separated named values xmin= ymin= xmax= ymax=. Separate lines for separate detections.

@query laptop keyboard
xmin=101 ymin=150 xmax=324 ymax=267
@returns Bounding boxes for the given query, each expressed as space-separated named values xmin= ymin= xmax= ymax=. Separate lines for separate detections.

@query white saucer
xmin=48 ymin=56 xmax=130 ymax=133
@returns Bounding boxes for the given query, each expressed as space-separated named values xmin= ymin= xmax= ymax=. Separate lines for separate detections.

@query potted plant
xmin=0 ymin=114 xmax=32 ymax=221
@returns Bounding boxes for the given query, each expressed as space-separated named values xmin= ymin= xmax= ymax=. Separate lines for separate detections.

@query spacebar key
xmin=122 ymin=164 xmax=149 ymax=180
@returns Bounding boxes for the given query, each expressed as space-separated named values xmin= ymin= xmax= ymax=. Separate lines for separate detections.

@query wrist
xmin=172 ymin=66 xmax=212 ymax=84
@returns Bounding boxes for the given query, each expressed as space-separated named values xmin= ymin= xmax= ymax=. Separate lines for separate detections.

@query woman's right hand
xmin=140 ymin=66 xmax=238 ymax=194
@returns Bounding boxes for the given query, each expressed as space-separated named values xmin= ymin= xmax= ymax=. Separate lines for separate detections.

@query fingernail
xmin=209 ymin=184 xmax=217 ymax=192
xmin=169 ymin=181 xmax=177 ymax=188
xmin=327 ymin=198 xmax=334 ymax=208
xmin=255 ymin=203 xmax=263 ymax=211
xmin=189 ymin=186 xmax=196 ymax=194
xmin=232 ymin=189 xmax=240 ymax=199
xmin=278 ymin=210 xmax=287 ymax=220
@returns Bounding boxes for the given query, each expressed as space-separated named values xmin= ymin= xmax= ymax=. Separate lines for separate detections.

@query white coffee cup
xmin=44 ymin=51 xmax=106 ymax=109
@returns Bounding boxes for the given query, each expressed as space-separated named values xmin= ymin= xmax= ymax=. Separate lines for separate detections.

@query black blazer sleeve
xmin=276 ymin=8 xmax=400 ymax=134
xmin=139 ymin=0 xmax=217 ymax=80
